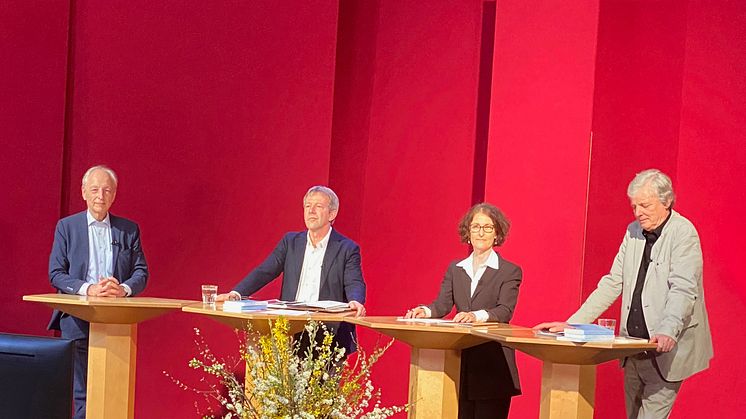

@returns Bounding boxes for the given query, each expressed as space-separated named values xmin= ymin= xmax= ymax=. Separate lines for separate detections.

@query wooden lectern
xmin=23 ymin=293 xmax=194 ymax=419
xmin=346 ymin=316 xmax=519 ymax=419
xmin=471 ymin=327 xmax=657 ymax=419
xmin=181 ymin=302 xmax=355 ymax=334
xmin=182 ymin=302 xmax=359 ymax=401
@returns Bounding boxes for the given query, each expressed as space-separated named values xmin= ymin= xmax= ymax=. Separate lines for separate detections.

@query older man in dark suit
xmin=217 ymin=186 xmax=366 ymax=355
xmin=48 ymin=165 xmax=148 ymax=419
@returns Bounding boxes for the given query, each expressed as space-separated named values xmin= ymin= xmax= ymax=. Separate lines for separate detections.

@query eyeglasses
xmin=469 ymin=224 xmax=495 ymax=233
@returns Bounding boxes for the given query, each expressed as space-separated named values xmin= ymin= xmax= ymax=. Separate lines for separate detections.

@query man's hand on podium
xmin=349 ymin=300 xmax=366 ymax=317
xmin=87 ymin=277 xmax=126 ymax=297
xmin=650 ymin=334 xmax=676 ymax=352
xmin=532 ymin=321 xmax=569 ymax=333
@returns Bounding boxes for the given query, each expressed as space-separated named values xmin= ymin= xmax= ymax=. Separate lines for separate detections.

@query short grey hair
xmin=304 ymin=185 xmax=339 ymax=212
xmin=82 ymin=165 xmax=118 ymax=187
xmin=627 ymin=169 xmax=675 ymax=208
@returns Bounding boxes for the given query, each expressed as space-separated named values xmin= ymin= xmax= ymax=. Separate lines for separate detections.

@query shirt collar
xmin=456 ymin=249 xmax=500 ymax=270
xmin=307 ymin=227 xmax=332 ymax=249
xmin=642 ymin=210 xmax=672 ymax=243
xmin=86 ymin=210 xmax=111 ymax=227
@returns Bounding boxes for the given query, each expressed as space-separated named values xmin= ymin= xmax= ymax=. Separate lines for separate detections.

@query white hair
xmin=304 ymin=185 xmax=339 ymax=212
xmin=82 ymin=165 xmax=118 ymax=187
xmin=627 ymin=168 xmax=675 ymax=207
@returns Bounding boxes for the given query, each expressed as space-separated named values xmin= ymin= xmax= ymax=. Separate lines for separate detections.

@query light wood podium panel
xmin=471 ymin=327 xmax=657 ymax=419
xmin=23 ymin=293 xmax=194 ymax=419
xmin=181 ymin=302 xmax=355 ymax=334
xmin=346 ymin=316 xmax=521 ymax=419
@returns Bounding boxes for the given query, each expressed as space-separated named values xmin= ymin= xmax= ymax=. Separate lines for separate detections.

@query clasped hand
xmin=87 ymin=277 xmax=125 ymax=297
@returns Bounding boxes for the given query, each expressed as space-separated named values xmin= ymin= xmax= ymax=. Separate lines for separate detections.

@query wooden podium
xmin=23 ymin=293 xmax=194 ymax=419
xmin=346 ymin=316 xmax=518 ymax=419
xmin=181 ymin=302 xmax=355 ymax=334
xmin=181 ymin=302 xmax=359 ymax=399
xmin=472 ymin=327 xmax=657 ymax=419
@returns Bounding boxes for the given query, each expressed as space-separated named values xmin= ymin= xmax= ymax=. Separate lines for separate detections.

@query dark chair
xmin=0 ymin=333 xmax=73 ymax=419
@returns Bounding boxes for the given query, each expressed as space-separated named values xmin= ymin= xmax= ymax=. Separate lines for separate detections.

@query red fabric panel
xmin=63 ymin=2 xmax=339 ymax=416
xmin=329 ymin=0 xmax=485 ymax=408
xmin=485 ymin=2 xmax=600 ymax=417
xmin=329 ymin=0 xmax=380 ymax=240
xmin=673 ymin=1 xmax=746 ymax=416
xmin=0 ymin=1 xmax=69 ymax=335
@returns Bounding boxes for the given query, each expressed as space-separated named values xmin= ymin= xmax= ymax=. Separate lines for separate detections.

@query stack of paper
xmin=284 ymin=300 xmax=352 ymax=313
xmin=535 ymin=329 xmax=564 ymax=337
xmin=557 ymin=323 xmax=615 ymax=342
xmin=222 ymin=299 xmax=268 ymax=313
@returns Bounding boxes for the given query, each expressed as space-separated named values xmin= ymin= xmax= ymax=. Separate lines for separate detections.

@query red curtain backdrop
xmin=0 ymin=0 xmax=69 ymax=336
xmin=485 ymin=2 xmax=600 ymax=415
xmin=672 ymin=1 xmax=746 ymax=411
xmin=330 ymin=0 xmax=484 ymax=405
xmin=2 ymin=1 xmax=744 ymax=417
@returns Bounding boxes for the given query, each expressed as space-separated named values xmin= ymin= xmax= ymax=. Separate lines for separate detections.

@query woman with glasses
xmin=404 ymin=203 xmax=522 ymax=419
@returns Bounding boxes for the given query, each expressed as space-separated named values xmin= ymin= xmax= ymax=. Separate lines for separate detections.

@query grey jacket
xmin=568 ymin=210 xmax=712 ymax=381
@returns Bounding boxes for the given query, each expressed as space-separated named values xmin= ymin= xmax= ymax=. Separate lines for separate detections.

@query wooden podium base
xmin=87 ymin=323 xmax=138 ymax=419
xmin=408 ymin=348 xmax=461 ymax=419
xmin=540 ymin=363 xmax=596 ymax=419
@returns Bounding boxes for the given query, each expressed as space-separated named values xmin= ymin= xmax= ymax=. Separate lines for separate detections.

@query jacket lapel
xmin=320 ymin=231 xmax=342 ymax=296
xmin=78 ymin=212 xmax=90 ymax=276
xmin=625 ymin=228 xmax=646 ymax=302
xmin=110 ymin=216 xmax=121 ymax=277
xmin=289 ymin=233 xmax=307 ymax=288
xmin=650 ymin=210 xmax=676 ymax=262
xmin=453 ymin=266 xmax=473 ymax=311
xmin=471 ymin=267 xmax=498 ymax=302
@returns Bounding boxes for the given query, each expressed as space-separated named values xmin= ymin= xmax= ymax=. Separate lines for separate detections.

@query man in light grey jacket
xmin=535 ymin=169 xmax=713 ymax=419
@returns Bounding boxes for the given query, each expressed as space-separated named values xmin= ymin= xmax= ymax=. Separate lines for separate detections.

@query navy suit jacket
xmin=48 ymin=210 xmax=149 ymax=340
xmin=232 ymin=229 xmax=366 ymax=354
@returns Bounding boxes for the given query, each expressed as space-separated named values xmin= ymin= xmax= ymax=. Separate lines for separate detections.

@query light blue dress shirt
xmin=78 ymin=211 xmax=113 ymax=296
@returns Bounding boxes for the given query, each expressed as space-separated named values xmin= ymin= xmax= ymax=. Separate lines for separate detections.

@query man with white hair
xmin=217 ymin=185 xmax=366 ymax=355
xmin=48 ymin=165 xmax=149 ymax=419
xmin=535 ymin=169 xmax=712 ymax=418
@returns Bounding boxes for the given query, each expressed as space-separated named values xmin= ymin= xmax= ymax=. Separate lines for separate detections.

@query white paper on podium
xmin=396 ymin=318 xmax=454 ymax=324
xmin=265 ymin=309 xmax=311 ymax=316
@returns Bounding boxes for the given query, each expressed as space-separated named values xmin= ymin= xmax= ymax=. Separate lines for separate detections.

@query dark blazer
xmin=48 ymin=211 xmax=149 ymax=340
xmin=232 ymin=229 xmax=366 ymax=354
xmin=428 ymin=255 xmax=523 ymax=399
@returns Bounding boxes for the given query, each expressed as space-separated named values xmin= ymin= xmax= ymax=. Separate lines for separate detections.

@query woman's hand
xmin=453 ymin=311 xmax=477 ymax=323
xmin=404 ymin=307 xmax=428 ymax=319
